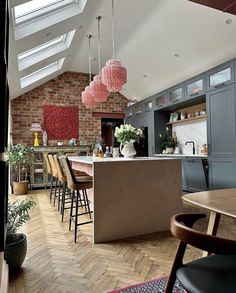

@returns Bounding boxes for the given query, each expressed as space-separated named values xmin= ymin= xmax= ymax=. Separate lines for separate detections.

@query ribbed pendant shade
xmin=90 ymin=75 xmax=109 ymax=102
xmin=102 ymin=59 xmax=127 ymax=92
xmin=101 ymin=0 xmax=127 ymax=93
xmin=81 ymin=86 xmax=97 ymax=109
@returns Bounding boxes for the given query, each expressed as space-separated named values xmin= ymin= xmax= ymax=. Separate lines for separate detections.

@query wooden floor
xmin=8 ymin=189 xmax=236 ymax=293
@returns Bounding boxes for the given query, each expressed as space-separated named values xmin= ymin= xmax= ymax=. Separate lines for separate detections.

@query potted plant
xmin=160 ymin=135 xmax=176 ymax=154
xmin=4 ymin=198 xmax=36 ymax=273
xmin=6 ymin=144 xmax=34 ymax=195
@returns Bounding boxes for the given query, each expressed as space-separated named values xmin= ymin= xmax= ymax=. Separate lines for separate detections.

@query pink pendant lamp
xmin=90 ymin=16 xmax=109 ymax=102
xmin=101 ymin=0 xmax=127 ymax=93
xmin=81 ymin=34 xmax=97 ymax=109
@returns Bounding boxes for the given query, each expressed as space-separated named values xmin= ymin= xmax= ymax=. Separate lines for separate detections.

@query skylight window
xmin=17 ymin=30 xmax=75 ymax=71
xmin=20 ymin=58 xmax=65 ymax=88
xmin=13 ymin=0 xmax=78 ymax=25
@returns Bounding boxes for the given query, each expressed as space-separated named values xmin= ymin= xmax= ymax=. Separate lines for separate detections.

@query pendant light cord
xmin=96 ymin=16 xmax=102 ymax=75
xmin=112 ymin=0 xmax=116 ymax=59
xmin=87 ymin=34 xmax=92 ymax=83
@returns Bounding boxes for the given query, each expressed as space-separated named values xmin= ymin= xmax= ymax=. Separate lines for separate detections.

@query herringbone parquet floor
xmin=8 ymin=189 xmax=236 ymax=293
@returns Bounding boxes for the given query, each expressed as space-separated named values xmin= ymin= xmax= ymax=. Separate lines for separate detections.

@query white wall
xmin=172 ymin=119 xmax=207 ymax=155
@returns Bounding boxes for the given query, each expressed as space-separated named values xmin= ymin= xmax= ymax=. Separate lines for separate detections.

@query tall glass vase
xmin=120 ymin=142 xmax=136 ymax=158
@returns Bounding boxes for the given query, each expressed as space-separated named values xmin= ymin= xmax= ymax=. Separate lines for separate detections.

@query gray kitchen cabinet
xmin=185 ymin=73 xmax=206 ymax=100
xmin=168 ymin=83 xmax=184 ymax=105
xmin=209 ymin=159 xmax=236 ymax=190
xmin=144 ymin=97 xmax=154 ymax=112
xmin=154 ymin=91 xmax=168 ymax=110
xmin=182 ymin=158 xmax=208 ymax=192
xmin=207 ymin=60 xmax=234 ymax=91
xmin=207 ymin=84 xmax=236 ymax=158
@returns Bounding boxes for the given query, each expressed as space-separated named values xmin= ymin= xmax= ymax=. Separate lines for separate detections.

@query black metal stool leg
xmin=74 ymin=190 xmax=79 ymax=243
xmin=49 ymin=175 xmax=54 ymax=203
xmin=69 ymin=190 xmax=74 ymax=231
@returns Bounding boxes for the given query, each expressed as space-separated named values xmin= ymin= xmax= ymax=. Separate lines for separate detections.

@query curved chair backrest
xmin=53 ymin=155 xmax=65 ymax=182
xmin=60 ymin=156 xmax=77 ymax=190
xmin=48 ymin=154 xmax=58 ymax=178
xmin=44 ymin=154 xmax=52 ymax=174
xmin=171 ymin=213 xmax=236 ymax=255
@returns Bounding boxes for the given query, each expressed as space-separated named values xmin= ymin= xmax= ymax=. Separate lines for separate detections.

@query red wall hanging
xmin=43 ymin=105 xmax=78 ymax=140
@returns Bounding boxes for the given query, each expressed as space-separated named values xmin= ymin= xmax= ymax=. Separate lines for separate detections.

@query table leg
xmin=203 ymin=211 xmax=221 ymax=257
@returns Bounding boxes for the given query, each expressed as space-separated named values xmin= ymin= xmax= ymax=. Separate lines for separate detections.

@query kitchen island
xmin=69 ymin=156 xmax=182 ymax=243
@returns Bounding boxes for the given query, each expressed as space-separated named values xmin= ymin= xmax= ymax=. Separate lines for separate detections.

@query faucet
xmin=185 ymin=141 xmax=195 ymax=155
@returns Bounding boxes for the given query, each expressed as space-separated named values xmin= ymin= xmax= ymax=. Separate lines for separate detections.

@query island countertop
xmin=68 ymin=155 xmax=179 ymax=164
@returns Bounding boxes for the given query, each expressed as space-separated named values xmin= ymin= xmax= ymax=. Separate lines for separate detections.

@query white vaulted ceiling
xmin=8 ymin=0 xmax=236 ymax=101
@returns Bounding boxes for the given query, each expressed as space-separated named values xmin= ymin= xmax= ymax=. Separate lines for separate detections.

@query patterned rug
xmin=106 ymin=276 xmax=186 ymax=293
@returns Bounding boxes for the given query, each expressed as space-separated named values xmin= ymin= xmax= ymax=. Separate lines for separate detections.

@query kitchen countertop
xmin=68 ymin=155 xmax=179 ymax=164
xmin=154 ymin=153 xmax=208 ymax=158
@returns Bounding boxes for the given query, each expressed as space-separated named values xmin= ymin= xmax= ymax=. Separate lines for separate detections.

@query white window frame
xmin=20 ymin=58 xmax=65 ymax=88
xmin=13 ymin=0 xmax=79 ymax=25
xmin=17 ymin=30 xmax=75 ymax=71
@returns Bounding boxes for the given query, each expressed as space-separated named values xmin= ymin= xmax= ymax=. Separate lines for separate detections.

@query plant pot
xmin=4 ymin=233 xmax=27 ymax=273
xmin=166 ymin=147 xmax=174 ymax=154
xmin=13 ymin=181 xmax=28 ymax=195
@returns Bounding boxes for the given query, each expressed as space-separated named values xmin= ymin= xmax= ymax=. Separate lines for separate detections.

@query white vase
xmin=120 ymin=142 xmax=136 ymax=158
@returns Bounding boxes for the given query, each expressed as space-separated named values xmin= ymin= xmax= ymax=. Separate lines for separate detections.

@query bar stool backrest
xmin=44 ymin=154 xmax=52 ymax=174
xmin=61 ymin=156 xmax=77 ymax=190
xmin=53 ymin=155 xmax=64 ymax=181
xmin=48 ymin=154 xmax=58 ymax=178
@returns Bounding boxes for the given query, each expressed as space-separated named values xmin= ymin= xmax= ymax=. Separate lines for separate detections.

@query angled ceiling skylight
xmin=20 ymin=58 xmax=65 ymax=88
xmin=13 ymin=0 xmax=78 ymax=25
xmin=17 ymin=29 xmax=75 ymax=71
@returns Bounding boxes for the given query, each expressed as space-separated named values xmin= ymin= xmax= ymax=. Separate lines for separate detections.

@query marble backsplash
xmin=172 ymin=120 xmax=207 ymax=155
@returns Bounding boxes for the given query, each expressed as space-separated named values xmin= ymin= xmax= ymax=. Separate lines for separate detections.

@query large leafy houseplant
xmin=6 ymin=144 xmax=34 ymax=182
xmin=5 ymin=198 xmax=36 ymax=273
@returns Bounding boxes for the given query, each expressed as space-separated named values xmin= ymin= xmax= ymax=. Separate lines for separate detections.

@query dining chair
xmin=61 ymin=156 xmax=93 ymax=243
xmin=165 ymin=213 xmax=236 ymax=293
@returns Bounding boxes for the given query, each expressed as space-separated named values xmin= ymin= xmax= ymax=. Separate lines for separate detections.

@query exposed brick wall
xmin=11 ymin=71 xmax=128 ymax=146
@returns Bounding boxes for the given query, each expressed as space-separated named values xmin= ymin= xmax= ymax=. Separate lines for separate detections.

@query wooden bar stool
xmin=61 ymin=156 xmax=93 ymax=243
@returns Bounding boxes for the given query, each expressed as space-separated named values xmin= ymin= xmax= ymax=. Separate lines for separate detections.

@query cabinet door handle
xmin=214 ymin=82 xmax=226 ymax=88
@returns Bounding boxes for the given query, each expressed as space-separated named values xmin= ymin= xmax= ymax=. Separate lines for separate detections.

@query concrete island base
xmin=71 ymin=157 xmax=182 ymax=243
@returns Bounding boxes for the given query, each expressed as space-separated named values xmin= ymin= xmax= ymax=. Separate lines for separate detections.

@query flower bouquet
xmin=114 ymin=124 xmax=143 ymax=158
xmin=114 ymin=124 xmax=143 ymax=144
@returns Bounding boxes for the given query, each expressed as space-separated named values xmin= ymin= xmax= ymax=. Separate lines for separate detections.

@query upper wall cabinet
xmin=168 ymin=83 xmax=184 ymax=105
xmin=154 ymin=92 xmax=168 ymax=110
xmin=185 ymin=73 xmax=206 ymax=99
xmin=126 ymin=106 xmax=134 ymax=117
xmin=207 ymin=61 xmax=235 ymax=91
xmin=133 ymin=103 xmax=144 ymax=115
xmin=144 ymin=97 xmax=154 ymax=112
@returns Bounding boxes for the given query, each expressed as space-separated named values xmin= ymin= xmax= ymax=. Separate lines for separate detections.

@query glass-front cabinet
xmin=155 ymin=92 xmax=167 ymax=109
xmin=144 ymin=98 xmax=154 ymax=111
xmin=134 ymin=103 xmax=143 ymax=115
xmin=185 ymin=74 xmax=206 ymax=99
xmin=126 ymin=106 xmax=134 ymax=117
xmin=168 ymin=84 xmax=184 ymax=104
xmin=207 ymin=61 xmax=234 ymax=91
